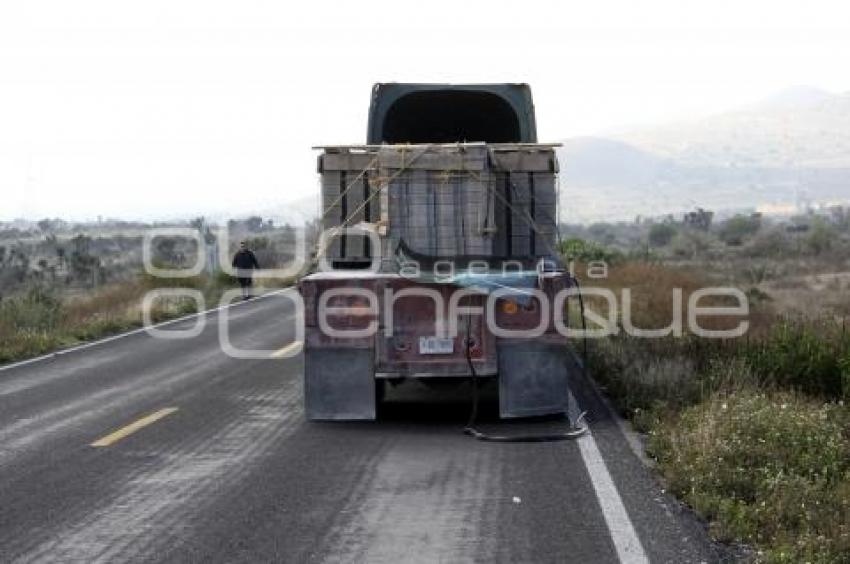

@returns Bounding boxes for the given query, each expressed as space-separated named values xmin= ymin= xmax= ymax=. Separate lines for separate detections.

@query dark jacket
xmin=232 ymin=249 xmax=260 ymax=270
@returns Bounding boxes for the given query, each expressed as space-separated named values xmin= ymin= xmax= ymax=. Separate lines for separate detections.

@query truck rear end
xmin=300 ymin=84 xmax=577 ymax=420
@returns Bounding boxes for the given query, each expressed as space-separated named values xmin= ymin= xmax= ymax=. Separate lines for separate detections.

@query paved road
xmin=0 ymin=292 xmax=727 ymax=563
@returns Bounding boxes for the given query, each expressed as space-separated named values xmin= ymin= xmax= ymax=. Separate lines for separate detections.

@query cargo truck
xmin=299 ymin=83 xmax=578 ymax=421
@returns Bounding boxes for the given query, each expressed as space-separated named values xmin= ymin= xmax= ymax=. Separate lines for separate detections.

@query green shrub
xmin=650 ymin=391 xmax=850 ymax=563
xmin=648 ymin=223 xmax=677 ymax=247
xmin=0 ymin=329 xmax=67 ymax=364
xmin=839 ymin=354 xmax=850 ymax=400
xmin=71 ymin=317 xmax=138 ymax=341
xmin=0 ymin=286 xmax=65 ymax=331
xmin=560 ymin=237 xmax=622 ymax=263
xmin=592 ymin=318 xmax=850 ymax=416
xmin=719 ymin=214 xmax=762 ymax=246
xmin=806 ymin=220 xmax=835 ymax=255
xmin=743 ymin=320 xmax=850 ymax=399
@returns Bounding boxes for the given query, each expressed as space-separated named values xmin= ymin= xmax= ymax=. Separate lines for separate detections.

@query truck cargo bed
xmin=317 ymin=142 xmax=560 ymax=268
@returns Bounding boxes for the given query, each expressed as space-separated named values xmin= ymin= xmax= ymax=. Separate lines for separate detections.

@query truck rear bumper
xmin=303 ymin=337 xmax=577 ymax=421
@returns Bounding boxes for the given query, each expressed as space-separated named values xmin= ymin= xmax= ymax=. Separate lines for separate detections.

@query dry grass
xmin=582 ymin=261 xmax=705 ymax=329
xmin=0 ymin=274 xmax=232 ymax=364
xmin=761 ymin=270 xmax=850 ymax=319
xmin=64 ymin=280 xmax=148 ymax=326
xmin=575 ymin=260 xmax=773 ymax=335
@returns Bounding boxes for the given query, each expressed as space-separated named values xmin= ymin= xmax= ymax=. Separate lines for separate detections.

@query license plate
xmin=419 ymin=336 xmax=454 ymax=355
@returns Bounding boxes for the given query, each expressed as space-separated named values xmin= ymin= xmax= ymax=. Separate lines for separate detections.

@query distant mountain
xmin=559 ymin=137 xmax=665 ymax=186
xmin=612 ymin=87 xmax=850 ymax=168
xmin=557 ymin=87 xmax=850 ymax=222
xmin=748 ymin=85 xmax=834 ymax=111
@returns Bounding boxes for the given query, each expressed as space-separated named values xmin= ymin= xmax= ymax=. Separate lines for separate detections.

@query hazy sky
xmin=1 ymin=0 xmax=849 ymax=221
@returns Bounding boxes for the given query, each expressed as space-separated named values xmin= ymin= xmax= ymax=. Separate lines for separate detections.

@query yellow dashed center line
xmin=90 ymin=407 xmax=179 ymax=447
xmin=270 ymin=340 xmax=303 ymax=358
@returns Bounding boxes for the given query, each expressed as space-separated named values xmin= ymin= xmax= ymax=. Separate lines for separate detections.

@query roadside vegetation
xmin=0 ymin=275 xmax=222 ymax=363
xmin=569 ymin=207 xmax=850 ymax=562
xmin=0 ymin=216 xmax=309 ymax=364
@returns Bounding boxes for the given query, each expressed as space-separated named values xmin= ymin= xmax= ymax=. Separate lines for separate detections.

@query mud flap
xmin=304 ymin=347 xmax=376 ymax=420
xmin=498 ymin=339 xmax=573 ymax=419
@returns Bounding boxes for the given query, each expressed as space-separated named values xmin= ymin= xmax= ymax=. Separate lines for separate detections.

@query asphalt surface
xmin=0 ymin=292 xmax=729 ymax=563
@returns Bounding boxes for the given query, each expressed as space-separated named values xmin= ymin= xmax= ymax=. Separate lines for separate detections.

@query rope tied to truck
xmin=315 ymin=144 xmax=433 ymax=259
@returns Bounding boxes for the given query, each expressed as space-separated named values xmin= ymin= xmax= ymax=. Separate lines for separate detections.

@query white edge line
xmin=0 ymin=287 xmax=291 ymax=373
xmin=566 ymin=353 xmax=650 ymax=562
xmin=577 ymin=431 xmax=650 ymax=563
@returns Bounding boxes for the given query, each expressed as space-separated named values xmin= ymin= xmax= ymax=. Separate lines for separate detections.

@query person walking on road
xmin=232 ymin=241 xmax=260 ymax=300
